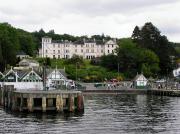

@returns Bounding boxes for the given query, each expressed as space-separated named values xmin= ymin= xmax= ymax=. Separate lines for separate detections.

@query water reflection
xmin=1 ymin=94 xmax=180 ymax=134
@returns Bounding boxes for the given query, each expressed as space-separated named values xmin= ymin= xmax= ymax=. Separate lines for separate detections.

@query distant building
xmin=16 ymin=51 xmax=30 ymax=59
xmin=18 ymin=59 xmax=40 ymax=69
xmin=133 ymin=74 xmax=148 ymax=89
xmin=39 ymin=37 xmax=118 ymax=59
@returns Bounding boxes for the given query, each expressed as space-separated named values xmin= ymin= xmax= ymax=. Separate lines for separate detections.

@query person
xmin=158 ymin=84 xmax=160 ymax=89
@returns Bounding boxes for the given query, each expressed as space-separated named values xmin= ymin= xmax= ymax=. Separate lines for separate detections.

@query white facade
xmin=173 ymin=67 xmax=180 ymax=78
xmin=39 ymin=37 xmax=118 ymax=59
xmin=46 ymin=69 xmax=67 ymax=89
xmin=134 ymin=74 xmax=148 ymax=87
xmin=0 ymin=82 xmax=43 ymax=90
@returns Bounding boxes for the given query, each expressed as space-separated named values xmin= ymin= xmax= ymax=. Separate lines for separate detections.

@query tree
xmin=132 ymin=22 xmax=176 ymax=75
xmin=100 ymin=54 xmax=118 ymax=71
xmin=0 ymin=23 xmax=20 ymax=71
xmin=115 ymin=38 xmax=160 ymax=78
xmin=17 ymin=29 xmax=36 ymax=56
xmin=131 ymin=26 xmax=141 ymax=43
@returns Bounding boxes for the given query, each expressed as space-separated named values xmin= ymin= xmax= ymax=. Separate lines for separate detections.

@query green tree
xmin=17 ymin=29 xmax=36 ymax=56
xmin=0 ymin=23 xmax=20 ymax=71
xmin=132 ymin=22 xmax=176 ymax=75
xmin=131 ymin=26 xmax=141 ymax=43
xmin=100 ymin=54 xmax=118 ymax=71
xmin=115 ymin=38 xmax=160 ymax=78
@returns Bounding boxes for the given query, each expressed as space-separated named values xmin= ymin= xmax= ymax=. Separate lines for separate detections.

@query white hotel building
xmin=39 ymin=37 xmax=118 ymax=59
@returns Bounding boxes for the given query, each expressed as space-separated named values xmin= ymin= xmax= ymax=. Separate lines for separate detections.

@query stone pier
xmin=0 ymin=85 xmax=84 ymax=113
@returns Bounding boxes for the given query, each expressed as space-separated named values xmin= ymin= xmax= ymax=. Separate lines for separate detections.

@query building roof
xmin=16 ymin=51 xmax=28 ymax=56
xmin=52 ymin=40 xmax=71 ymax=44
xmin=134 ymin=74 xmax=148 ymax=81
xmin=19 ymin=59 xmax=39 ymax=64
xmin=46 ymin=68 xmax=67 ymax=78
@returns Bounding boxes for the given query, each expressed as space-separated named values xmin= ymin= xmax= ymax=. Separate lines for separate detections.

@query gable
xmin=47 ymin=70 xmax=66 ymax=79
xmin=136 ymin=75 xmax=147 ymax=81
xmin=3 ymin=70 xmax=19 ymax=82
xmin=0 ymin=72 xmax=4 ymax=80
xmin=106 ymin=40 xmax=115 ymax=45
xmin=22 ymin=70 xmax=42 ymax=81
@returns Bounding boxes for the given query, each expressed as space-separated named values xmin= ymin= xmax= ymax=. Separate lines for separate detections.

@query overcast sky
xmin=0 ymin=0 xmax=180 ymax=42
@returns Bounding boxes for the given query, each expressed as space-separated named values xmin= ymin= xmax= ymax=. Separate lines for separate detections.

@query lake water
xmin=1 ymin=94 xmax=180 ymax=134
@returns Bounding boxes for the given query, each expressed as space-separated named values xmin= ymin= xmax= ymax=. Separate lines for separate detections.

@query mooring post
xmin=27 ymin=96 xmax=34 ymax=112
xmin=42 ymin=97 xmax=46 ymax=112
xmin=4 ymin=85 xmax=8 ymax=107
xmin=77 ymin=93 xmax=84 ymax=112
xmin=56 ymin=94 xmax=63 ymax=112
xmin=1 ymin=86 xmax=4 ymax=106
xmin=12 ymin=95 xmax=17 ymax=111
xmin=0 ymin=85 xmax=2 ymax=106
xmin=20 ymin=94 xmax=24 ymax=112
xmin=7 ymin=86 xmax=14 ymax=109
xmin=68 ymin=94 xmax=74 ymax=112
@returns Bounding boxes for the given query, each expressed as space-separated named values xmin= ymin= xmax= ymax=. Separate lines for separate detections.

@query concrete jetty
xmin=82 ymin=87 xmax=180 ymax=97
xmin=0 ymin=85 xmax=84 ymax=113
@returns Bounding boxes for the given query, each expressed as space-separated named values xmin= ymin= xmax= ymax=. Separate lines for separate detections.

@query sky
xmin=0 ymin=0 xmax=180 ymax=42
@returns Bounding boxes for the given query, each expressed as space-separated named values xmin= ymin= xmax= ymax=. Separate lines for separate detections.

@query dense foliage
xmin=132 ymin=22 xmax=177 ymax=75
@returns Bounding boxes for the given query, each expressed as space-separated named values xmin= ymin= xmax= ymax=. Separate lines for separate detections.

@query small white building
xmin=133 ymin=74 xmax=148 ymax=89
xmin=39 ymin=37 xmax=118 ymax=59
xmin=46 ymin=68 xmax=67 ymax=90
xmin=173 ymin=67 xmax=180 ymax=78
xmin=16 ymin=51 xmax=30 ymax=59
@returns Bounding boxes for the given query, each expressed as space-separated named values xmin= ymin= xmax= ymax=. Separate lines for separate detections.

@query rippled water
xmin=1 ymin=94 xmax=180 ymax=134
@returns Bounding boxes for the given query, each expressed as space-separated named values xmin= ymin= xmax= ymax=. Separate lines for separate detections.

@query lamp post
xmin=76 ymin=62 xmax=78 ymax=89
xmin=166 ymin=69 xmax=168 ymax=90
xmin=118 ymin=63 xmax=119 ymax=79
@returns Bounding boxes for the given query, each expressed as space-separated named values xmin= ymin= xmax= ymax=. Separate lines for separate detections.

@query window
xmin=86 ymin=49 xmax=89 ymax=53
xmin=58 ymin=44 xmax=60 ymax=48
xmin=112 ymin=45 xmax=114 ymax=48
xmin=75 ymin=45 xmax=77 ymax=47
xmin=81 ymin=49 xmax=83 ymax=53
xmin=108 ymin=50 xmax=110 ymax=53
xmin=53 ymin=44 xmax=55 ymax=48
xmin=53 ymin=50 xmax=55 ymax=54
xmin=53 ymin=55 xmax=56 ymax=59
xmin=140 ymin=82 xmax=144 ymax=86
xmin=58 ymin=55 xmax=60 ymax=59
xmin=108 ymin=45 xmax=109 ymax=47
xmin=46 ymin=50 xmax=48 ymax=53
xmin=75 ymin=49 xmax=77 ymax=52
xmin=81 ymin=45 xmax=83 ymax=47
xmin=101 ymin=50 xmax=103 ymax=53
xmin=91 ymin=49 xmax=94 ymax=53
xmin=58 ymin=50 xmax=60 ymax=53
